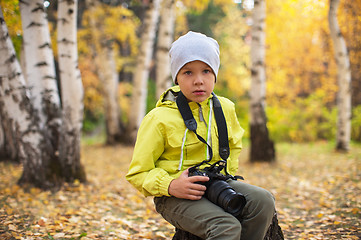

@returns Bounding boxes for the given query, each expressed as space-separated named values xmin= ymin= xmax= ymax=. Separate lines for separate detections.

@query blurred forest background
xmin=1 ymin=0 xmax=361 ymax=239
xmin=1 ymin=0 xmax=361 ymax=145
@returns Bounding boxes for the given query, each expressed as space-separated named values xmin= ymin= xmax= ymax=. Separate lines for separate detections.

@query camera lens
xmin=221 ymin=192 xmax=246 ymax=216
xmin=227 ymin=196 xmax=240 ymax=210
xmin=207 ymin=180 xmax=246 ymax=217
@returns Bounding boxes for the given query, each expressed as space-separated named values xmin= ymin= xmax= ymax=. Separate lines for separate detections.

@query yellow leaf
xmin=100 ymin=194 xmax=107 ymax=200
xmin=6 ymin=208 xmax=13 ymax=215
xmin=4 ymin=187 xmax=10 ymax=194
xmin=30 ymin=187 xmax=40 ymax=194
xmin=59 ymin=216 xmax=69 ymax=222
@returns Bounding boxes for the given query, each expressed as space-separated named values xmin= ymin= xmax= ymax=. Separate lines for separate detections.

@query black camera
xmin=188 ymin=160 xmax=246 ymax=217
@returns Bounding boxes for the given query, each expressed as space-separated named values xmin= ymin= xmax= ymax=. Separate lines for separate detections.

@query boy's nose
xmin=194 ymin=74 xmax=204 ymax=85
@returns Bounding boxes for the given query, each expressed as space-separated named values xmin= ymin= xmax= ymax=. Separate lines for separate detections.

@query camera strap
xmin=176 ymin=91 xmax=230 ymax=163
xmin=212 ymin=92 xmax=230 ymax=161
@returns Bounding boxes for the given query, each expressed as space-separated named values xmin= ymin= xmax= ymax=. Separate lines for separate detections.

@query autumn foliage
xmin=2 ymin=0 xmax=360 ymax=143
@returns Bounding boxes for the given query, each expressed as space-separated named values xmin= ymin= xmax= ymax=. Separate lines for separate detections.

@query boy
xmin=126 ymin=31 xmax=275 ymax=240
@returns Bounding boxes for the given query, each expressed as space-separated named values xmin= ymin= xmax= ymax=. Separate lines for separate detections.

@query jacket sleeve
xmin=126 ymin=112 xmax=174 ymax=197
xmin=227 ymin=102 xmax=244 ymax=175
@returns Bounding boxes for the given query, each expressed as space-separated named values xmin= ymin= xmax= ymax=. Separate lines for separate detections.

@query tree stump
xmin=172 ymin=212 xmax=284 ymax=240
xmin=263 ymin=212 xmax=284 ymax=240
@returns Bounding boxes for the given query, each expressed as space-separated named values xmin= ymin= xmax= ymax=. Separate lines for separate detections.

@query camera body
xmin=188 ymin=160 xmax=246 ymax=217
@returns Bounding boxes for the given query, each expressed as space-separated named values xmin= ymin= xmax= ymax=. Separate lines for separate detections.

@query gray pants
xmin=154 ymin=181 xmax=275 ymax=240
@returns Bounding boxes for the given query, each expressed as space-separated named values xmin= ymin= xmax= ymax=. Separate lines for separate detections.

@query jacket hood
xmin=156 ymin=86 xmax=180 ymax=109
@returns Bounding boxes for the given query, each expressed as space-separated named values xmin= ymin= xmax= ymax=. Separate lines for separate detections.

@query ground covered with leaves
xmin=1 ymin=142 xmax=360 ymax=240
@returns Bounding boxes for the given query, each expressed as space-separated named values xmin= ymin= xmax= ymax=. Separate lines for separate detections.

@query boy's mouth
xmin=193 ymin=90 xmax=206 ymax=95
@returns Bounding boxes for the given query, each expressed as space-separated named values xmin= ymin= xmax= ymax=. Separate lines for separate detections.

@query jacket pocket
xmin=167 ymin=129 xmax=199 ymax=148
xmin=167 ymin=129 xmax=205 ymax=167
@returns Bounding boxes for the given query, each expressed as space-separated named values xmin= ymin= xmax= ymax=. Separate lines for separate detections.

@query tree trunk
xmin=57 ymin=0 xmax=86 ymax=182
xmin=19 ymin=0 xmax=62 ymax=135
xmin=85 ymin=0 xmax=125 ymax=145
xmin=0 ymin=55 xmax=17 ymax=164
xmin=0 ymin=114 xmax=11 ymax=161
xmin=19 ymin=0 xmax=62 ymax=180
xmin=155 ymin=0 xmax=175 ymax=98
xmin=98 ymin=45 xmax=123 ymax=145
xmin=128 ymin=0 xmax=161 ymax=141
xmin=328 ymin=0 xmax=352 ymax=152
xmin=172 ymin=212 xmax=284 ymax=240
xmin=0 ymin=113 xmax=18 ymax=161
xmin=0 ymin=115 xmax=4 ymax=159
xmin=0 ymin=8 xmax=59 ymax=189
xmin=249 ymin=0 xmax=275 ymax=162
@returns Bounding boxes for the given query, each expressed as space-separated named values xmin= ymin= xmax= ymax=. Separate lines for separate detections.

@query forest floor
xmin=0 ymin=141 xmax=360 ymax=240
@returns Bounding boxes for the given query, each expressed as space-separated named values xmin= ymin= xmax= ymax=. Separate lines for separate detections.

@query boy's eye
xmin=203 ymin=69 xmax=211 ymax=74
xmin=184 ymin=71 xmax=192 ymax=75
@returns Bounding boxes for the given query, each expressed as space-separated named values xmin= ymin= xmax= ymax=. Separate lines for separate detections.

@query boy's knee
xmin=250 ymin=188 xmax=275 ymax=218
xmin=259 ymin=188 xmax=275 ymax=206
xmin=207 ymin=215 xmax=241 ymax=240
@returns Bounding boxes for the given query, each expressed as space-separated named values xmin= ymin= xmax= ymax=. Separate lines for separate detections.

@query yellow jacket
xmin=126 ymin=86 xmax=244 ymax=197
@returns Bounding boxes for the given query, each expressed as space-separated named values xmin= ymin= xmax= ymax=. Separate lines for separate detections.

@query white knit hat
xmin=169 ymin=31 xmax=220 ymax=84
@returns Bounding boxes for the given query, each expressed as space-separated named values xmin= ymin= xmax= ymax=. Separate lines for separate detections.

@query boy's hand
xmin=168 ymin=168 xmax=209 ymax=200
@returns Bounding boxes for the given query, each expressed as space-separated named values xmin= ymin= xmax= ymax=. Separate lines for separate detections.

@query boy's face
xmin=176 ymin=60 xmax=216 ymax=103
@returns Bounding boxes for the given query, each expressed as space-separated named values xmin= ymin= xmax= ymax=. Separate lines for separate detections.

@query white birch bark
xmin=0 ymin=8 xmax=51 ymax=187
xmin=250 ymin=0 xmax=266 ymax=126
xmin=155 ymin=0 xmax=175 ymax=98
xmin=329 ymin=0 xmax=351 ymax=152
xmin=249 ymin=0 xmax=275 ymax=162
xmin=129 ymin=0 xmax=161 ymax=141
xmin=97 ymin=46 xmax=122 ymax=144
xmin=57 ymin=0 xmax=86 ymax=180
xmin=19 ymin=0 xmax=62 ymax=156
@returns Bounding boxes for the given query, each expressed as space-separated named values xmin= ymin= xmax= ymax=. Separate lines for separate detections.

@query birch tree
xmin=83 ymin=1 xmax=135 ymax=144
xmin=328 ymin=0 xmax=351 ymax=152
xmin=89 ymin=1 xmax=122 ymax=145
xmin=57 ymin=0 xmax=86 ymax=181
xmin=0 ymin=2 xmax=86 ymax=188
xmin=0 ymin=7 xmax=56 ymax=188
xmin=155 ymin=0 xmax=175 ymax=98
xmin=99 ymin=46 xmax=123 ymax=144
xmin=249 ymin=0 xmax=275 ymax=162
xmin=19 ymin=0 xmax=62 ymax=154
xmin=128 ymin=0 xmax=161 ymax=141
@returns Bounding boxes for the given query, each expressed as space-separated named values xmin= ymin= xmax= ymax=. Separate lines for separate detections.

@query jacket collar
xmin=157 ymin=86 xmax=213 ymax=110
